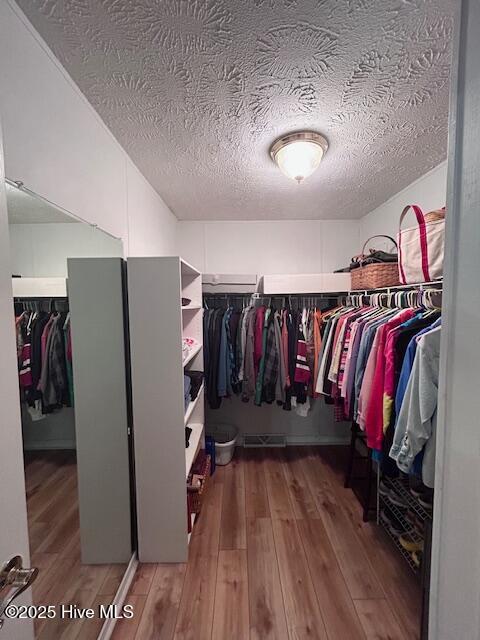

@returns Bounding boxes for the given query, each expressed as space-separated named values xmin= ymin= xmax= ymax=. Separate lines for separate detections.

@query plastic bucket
xmin=206 ymin=424 xmax=238 ymax=466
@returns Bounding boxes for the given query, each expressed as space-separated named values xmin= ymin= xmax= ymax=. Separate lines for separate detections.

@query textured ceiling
xmin=18 ymin=0 xmax=454 ymax=220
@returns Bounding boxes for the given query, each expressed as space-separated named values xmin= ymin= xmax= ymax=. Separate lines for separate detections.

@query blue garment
xmin=394 ymin=317 xmax=441 ymax=475
xmin=353 ymin=324 xmax=377 ymax=419
xmin=397 ymin=311 xmax=425 ymax=331
xmin=395 ymin=318 xmax=442 ymax=416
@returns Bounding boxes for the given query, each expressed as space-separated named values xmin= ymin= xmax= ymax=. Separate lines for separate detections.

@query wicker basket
xmin=187 ymin=452 xmax=211 ymax=515
xmin=424 ymin=207 xmax=445 ymax=223
xmin=350 ymin=235 xmax=400 ymax=290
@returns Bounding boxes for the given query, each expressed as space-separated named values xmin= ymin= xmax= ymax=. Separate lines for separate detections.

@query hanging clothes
xmin=242 ymin=307 xmax=257 ymax=402
xmin=312 ymin=288 xmax=441 ymax=488
xmin=206 ymin=308 xmax=223 ymax=409
xmin=203 ymin=297 xmax=335 ymax=414
xmin=14 ymin=306 xmax=73 ymax=414
xmin=390 ymin=326 xmax=441 ymax=488
xmin=273 ymin=311 xmax=286 ymax=404
xmin=262 ymin=312 xmax=279 ymax=404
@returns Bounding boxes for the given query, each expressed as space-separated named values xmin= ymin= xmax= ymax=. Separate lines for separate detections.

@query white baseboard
xmin=241 ymin=434 xmax=349 ymax=447
xmin=23 ymin=439 xmax=76 ymax=451
xmin=97 ymin=552 xmax=138 ymax=640
xmin=285 ymin=434 xmax=350 ymax=445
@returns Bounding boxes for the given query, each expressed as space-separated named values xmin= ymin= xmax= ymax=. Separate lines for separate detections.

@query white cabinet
xmin=127 ymin=257 xmax=204 ymax=562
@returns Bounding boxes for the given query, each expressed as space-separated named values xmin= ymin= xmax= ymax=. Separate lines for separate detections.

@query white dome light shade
xmin=270 ymin=131 xmax=328 ymax=184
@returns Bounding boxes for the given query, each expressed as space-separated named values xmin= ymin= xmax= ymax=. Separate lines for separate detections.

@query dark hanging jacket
xmin=207 ymin=309 xmax=223 ymax=409
xmin=284 ymin=310 xmax=297 ymax=411
xmin=44 ymin=314 xmax=69 ymax=408
xmin=28 ymin=312 xmax=49 ymax=405
xmin=262 ymin=312 xmax=278 ymax=404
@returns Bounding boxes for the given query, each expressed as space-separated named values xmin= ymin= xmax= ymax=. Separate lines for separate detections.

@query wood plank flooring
xmin=24 ymin=451 xmax=127 ymax=640
xmin=113 ymin=446 xmax=421 ymax=640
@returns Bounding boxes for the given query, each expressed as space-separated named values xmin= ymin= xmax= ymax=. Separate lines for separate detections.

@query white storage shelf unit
xmin=127 ymin=257 xmax=204 ymax=562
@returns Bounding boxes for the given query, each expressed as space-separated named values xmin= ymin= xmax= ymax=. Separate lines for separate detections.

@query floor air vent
xmin=243 ymin=434 xmax=286 ymax=447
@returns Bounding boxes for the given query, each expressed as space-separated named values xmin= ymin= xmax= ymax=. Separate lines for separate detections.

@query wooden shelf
xmin=184 ymin=383 xmax=205 ymax=425
xmin=183 ymin=342 xmax=202 ymax=367
xmin=185 ymin=422 xmax=204 ymax=480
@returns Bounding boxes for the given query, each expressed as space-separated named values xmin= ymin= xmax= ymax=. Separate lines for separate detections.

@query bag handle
xmin=361 ymin=235 xmax=398 ymax=256
xmin=399 ymin=204 xmax=426 ymax=229
xmin=398 ymin=204 xmax=431 ymax=283
xmin=357 ymin=235 xmax=398 ymax=265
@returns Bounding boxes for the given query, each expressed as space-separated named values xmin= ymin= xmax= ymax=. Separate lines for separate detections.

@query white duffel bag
xmin=397 ymin=204 xmax=445 ymax=284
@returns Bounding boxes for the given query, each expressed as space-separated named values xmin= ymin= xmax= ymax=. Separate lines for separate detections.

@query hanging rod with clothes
xmin=202 ymin=292 xmax=340 ymax=310
xmin=14 ymin=297 xmax=69 ymax=313
xmin=344 ymin=282 xmax=443 ymax=310
xmin=350 ymin=278 xmax=443 ymax=294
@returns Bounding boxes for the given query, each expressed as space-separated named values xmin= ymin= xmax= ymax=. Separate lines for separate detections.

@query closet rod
xmin=202 ymin=292 xmax=345 ymax=299
xmin=14 ymin=296 xmax=69 ymax=310
xmin=352 ymin=278 xmax=443 ymax=295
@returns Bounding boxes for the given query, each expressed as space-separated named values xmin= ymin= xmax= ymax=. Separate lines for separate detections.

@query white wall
xmin=126 ymin=160 xmax=178 ymax=257
xmin=9 ymin=223 xmax=122 ymax=278
xmin=0 ymin=116 xmax=33 ymax=640
xmin=360 ymin=162 xmax=448 ymax=250
xmin=207 ymin=397 xmax=350 ymax=444
xmin=0 ymin=0 xmax=178 ymax=257
xmin=178 ymin=220 xmax=360 ymax=274
xmin=179 ymin=219 xmax=359 ymax=443
xmin=430 ymin=1 xmax=480 ymax=637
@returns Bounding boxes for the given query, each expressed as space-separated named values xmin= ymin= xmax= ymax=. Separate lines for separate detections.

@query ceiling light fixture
xmin=270 ymin=130 xmax=328 ymax=184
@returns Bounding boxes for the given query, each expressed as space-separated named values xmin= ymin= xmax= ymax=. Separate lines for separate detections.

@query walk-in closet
xmin=1 ymin=0 xmax=478 ymax=639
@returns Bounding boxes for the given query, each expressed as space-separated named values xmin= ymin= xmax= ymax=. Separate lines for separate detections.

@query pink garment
xmin=382 ymin=325 xmax=403 ymax=431
xmin=365 ymin=309 xmax=415 ymax=449
xmin=282 ymin=310 xmax=290 ymax=388
xmin=19 ymin=343 xmax=32 ymax=388
xmin=331 ymin=313 xmax=358 ymax=421
xmin=254 ymin=306 xmax=266 ymax=377
xmin=337 ymin=313 xmax=360 ymax=392
xmin=357 ymin=328 xmax=383 ymax=431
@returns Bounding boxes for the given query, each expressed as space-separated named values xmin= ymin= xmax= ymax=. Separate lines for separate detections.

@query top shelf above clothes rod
xmin=11 ymin=277 xmax=67 ymax=298
xmin=262 ymin=273 xmax=351 ymax=295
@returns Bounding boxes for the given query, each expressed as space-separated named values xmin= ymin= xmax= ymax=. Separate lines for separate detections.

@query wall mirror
xmin=7 ymin=178 xmax=133 ymax=638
